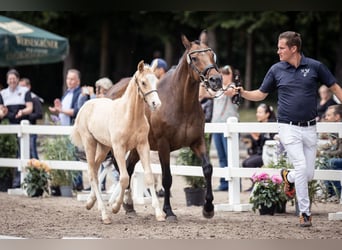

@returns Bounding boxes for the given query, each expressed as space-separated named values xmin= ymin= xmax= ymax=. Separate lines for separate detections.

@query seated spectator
xmin=318 ymin=104 xmax=342 ymax=200
xmin=242 ymin=103 xmax=276 ymax=169
xmin=316 ymin=85 xmax=337 ymax=121
xmin=242 ymin=103 xmax=276 ymax=191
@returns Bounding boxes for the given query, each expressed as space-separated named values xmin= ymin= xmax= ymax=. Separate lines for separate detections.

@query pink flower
xmin=271 ymin=174 xmax=282 ymax=185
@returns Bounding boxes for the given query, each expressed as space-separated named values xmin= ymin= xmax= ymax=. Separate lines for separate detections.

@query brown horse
xmin=70 ymin=60 xmax=164 ymax=224
xmin=106 ymin=30 xmax=223 ymax=221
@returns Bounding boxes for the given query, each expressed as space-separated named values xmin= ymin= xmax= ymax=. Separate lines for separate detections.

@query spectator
xmin=242 ymin=103 xmax=276 ymax=191
xmin=242 ymin=103 xmax=277 ymax=169
xmin=0 ymin=69 xmax=33 ymax=188
xmin=150 ymin=58 xmax=168 ymax=80
xmin=236 ymin=31 xmax=342 ymax=227
xmin=316 ymin=85 xmax=337 ymax=121
xmin=318 ymin=104 xmax=342 ymax=200
xmin=200 ymin=65 xmax=239 ymax=191
xmin=49 ymin=69 xmax=83 ymax=191
xmin=18 ymin=78 xmax=43 ymax=159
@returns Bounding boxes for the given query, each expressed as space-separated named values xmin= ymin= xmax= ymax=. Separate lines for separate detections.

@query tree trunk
xmin=243 ymin=32 xmax=253 ymax=109
xmin=99 ymin=19 xmax=109 ymax=77
xmin=164 ymin=39 xmax=173 ymax=69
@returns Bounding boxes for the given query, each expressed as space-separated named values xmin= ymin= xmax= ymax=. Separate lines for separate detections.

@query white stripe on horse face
xmin=145 ymin=73 xmax=161 ymax=110
xmin=146 ymin=73 xmax=158 ymax=89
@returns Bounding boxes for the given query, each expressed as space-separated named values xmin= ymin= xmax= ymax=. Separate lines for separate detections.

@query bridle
xmin=134 ymin=75 xmax=158 ymax=103
xmin=187 ymin=48 xmax=227 ymax=98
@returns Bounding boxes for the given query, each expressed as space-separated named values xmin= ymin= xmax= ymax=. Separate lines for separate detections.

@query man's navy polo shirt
xmin=259 ymin=54 xmax=336 ymax=122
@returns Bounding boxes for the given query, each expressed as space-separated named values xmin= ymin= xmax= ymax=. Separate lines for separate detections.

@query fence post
xmin=226 ymin=117 xmax=241 ymax=205
xmin=19 ymin=120 xmax=30 ymax=187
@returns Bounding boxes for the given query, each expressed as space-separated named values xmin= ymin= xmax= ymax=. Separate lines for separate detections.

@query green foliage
xmin=176 ymin=134 xmax=211 ymax=189
xmin=0 ymin=122 xmax=18 ymax=180
xmin=22 ymin=167 xmax=51 ymax=197
xmin=41 ymin=135 xmax=77 ymax=186
xmin=249 ymin=173 xmax=284 ymax=212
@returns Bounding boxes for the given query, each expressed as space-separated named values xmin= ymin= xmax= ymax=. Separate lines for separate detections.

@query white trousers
xmin=278 ymin=123 xmax=317 ymax=215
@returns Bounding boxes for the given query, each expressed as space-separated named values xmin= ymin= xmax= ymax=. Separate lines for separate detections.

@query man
xmin=49 ymin=69 xmax=83 ymax=190
xmin=150 ymin=58 xmax=168 ymax=79
xmin=19 ymin=78 xmax=43 ymax=159
xmin=49 ymin=69 xmax=82 ymax=126
xmin=235 ymin=31 xmax=342 ymax=227
xmin=0 ymin=69 xmax=33 ymax=188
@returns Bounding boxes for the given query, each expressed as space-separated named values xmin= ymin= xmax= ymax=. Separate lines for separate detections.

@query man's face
xmin=66 ymin=72 xmax=80 ymax=89
xmin=7 ymin=73 xmax=19 ymax=91
xmin=277 ymin=38 xmax=295 ymax=62
xmin=324 ymin=108 xmax=339 ymax=122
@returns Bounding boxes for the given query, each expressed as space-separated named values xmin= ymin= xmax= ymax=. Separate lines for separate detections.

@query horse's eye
xmin=191 ymin=57 xmax=197 ymax=62
xmin=142 ymin=81 xmax=146 ymax=86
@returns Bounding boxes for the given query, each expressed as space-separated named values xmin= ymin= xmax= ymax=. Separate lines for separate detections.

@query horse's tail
xmin=70 ymin=125 xmax=83 ymax=149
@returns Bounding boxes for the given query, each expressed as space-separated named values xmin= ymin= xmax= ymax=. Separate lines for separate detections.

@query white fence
xmin=0 ymin=118 xmax=341 ymax=215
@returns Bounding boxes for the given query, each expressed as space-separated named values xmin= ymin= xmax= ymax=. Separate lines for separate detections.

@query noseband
xmin=186 ymin=48 xmax=220 ymax=90
xmin=135 ymin=76 xmax=158 ymax=103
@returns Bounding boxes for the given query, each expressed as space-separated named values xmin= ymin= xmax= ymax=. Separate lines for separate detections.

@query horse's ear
xmin=138 ymin=60 xmax=144 ymax=72
xmin=181 ymin=34 xmax=191 ymax=50
xmin=199 ymin=30 xmax=208 ymax=45
xmin=151 ymin=59 xmax=158 ymax=72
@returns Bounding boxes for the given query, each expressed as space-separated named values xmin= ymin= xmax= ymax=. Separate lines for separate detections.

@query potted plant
xmin=22 ymin=158 xmax=51 ymax=197
xmin=41 ymin=135 xmax=78 ymax=197
xmin=249 ymin=172 xmax=283 ymax=215
xmin=176 ymin=134 xmax=210 ymax=206
xmin=49 ymin=169 xmax=74 ymax=197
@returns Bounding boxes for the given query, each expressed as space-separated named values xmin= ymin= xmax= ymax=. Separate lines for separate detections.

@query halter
xmin=186 ymin=48 xmax=222 ymax=93
xmin=134 ymin=75 xmax=158 ymax=103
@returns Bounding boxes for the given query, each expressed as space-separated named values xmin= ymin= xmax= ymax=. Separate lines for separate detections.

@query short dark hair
xmin=278 ymin=31 xmax=302 ymax=53
xmin=328 ymin=104 xmax=342 ymax=118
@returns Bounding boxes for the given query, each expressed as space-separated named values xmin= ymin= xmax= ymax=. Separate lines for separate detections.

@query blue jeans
xmin=213 ymin=133 xmax=228 ymax=189
xmin=30 ymin=134 xmax=39 ymax=159
xmin=324 ymin=158 xmax=342 ymax=197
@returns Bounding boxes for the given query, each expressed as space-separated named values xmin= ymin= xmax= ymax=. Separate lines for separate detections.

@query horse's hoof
xmin=123 ymin=202 xmax=135 ymax=213
xmin=202 ymin=208 xmax=215 ymax=219
xmin=103 ymin=217 xmax=112 ymax=225
xmin=165 ymin=215 xmax=178 ymax=223
xmin=156 ymin=215 xmax=166 ymax=222
xmin=86 ymin=198 xmax=96 ymax=210
xmin=112 ymin=203 xmax=121 ymax=214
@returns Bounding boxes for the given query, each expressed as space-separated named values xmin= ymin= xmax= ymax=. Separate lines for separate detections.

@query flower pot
xmin=275 ymin=200 xmax=287 ymax=213
xmin=258 ymin=204 xmax=275 ymax=215
xmin=50 ymin=185 xmax=61 ymax=196
xmin=184 ymin=187 xmax=205 ymax=206
xmin=60 ymin=185 xmax=73 ymax=197
xmin=30 ymin=188 xmax=44 ymax=197
xmin=0 ymin=175 xmax=12 ymax=192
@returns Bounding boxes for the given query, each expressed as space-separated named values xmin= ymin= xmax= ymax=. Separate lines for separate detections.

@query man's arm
xmin=239 ymin=88 xmax=268 ymax=102
xmin=329 ymin=83 xmax=342 ymax=103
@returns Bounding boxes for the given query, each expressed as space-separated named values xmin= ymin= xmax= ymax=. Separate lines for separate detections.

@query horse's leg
xmin=94 ymin=144 xmax=111 ymax=211
xmin=157 ymin=140 xmax=176 ymax=221
xmin=122 ymin=149 xmax=140 ymax=214
xmin=136 ymin=143 xmax=165 ymax=222
xmin=85 ymin=143 xmax=111 ymax=224
xmin=111 ymin=147 xmax=130 ymax=214
xmin=191 ymin=139 xmax=214 ymax=219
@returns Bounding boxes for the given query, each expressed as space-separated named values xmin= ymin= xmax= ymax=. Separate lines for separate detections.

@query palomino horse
xmin=70 ymin=60 xmax=164 ymax=224
xmin=106 ymin=30 xmax=223 ymax=221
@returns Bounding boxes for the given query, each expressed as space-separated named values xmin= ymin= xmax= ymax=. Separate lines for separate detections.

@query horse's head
xmin=134 ymin=60 xmax=161 ymax=111
xmin=181 ymin=30 xmax=222 ymax=92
